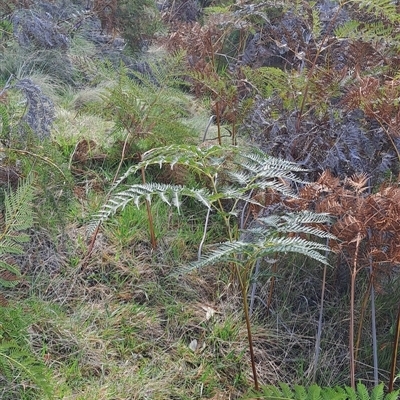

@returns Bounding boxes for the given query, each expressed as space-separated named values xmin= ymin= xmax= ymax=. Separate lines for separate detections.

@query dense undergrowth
xmin=0 ymin=0 xmax=400 ymax=399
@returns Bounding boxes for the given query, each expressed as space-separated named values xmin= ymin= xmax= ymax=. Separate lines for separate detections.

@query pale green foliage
xmin=310 ymin=3 xmax=322 ymax=39
xmin=245 ymin=382 xmax=400 ymax=400
xmin=0 ymin=175 xmax=34 ymax=287
xmin=93 ymin=144 xmax=307 ymax=222
xmin=334 ymin=0 xmax=400 ymax=49
xmin=99 ymin=54 xmax=198 ymax=154
xmin=190 ymin=231 xmax=331 ymax=272
xmin=91 ymin=144 xmax=332 ymax=269
xmin=92 ymin=182 xmax=211 ymax=228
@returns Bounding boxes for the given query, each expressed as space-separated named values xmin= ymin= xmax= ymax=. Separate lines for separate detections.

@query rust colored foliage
xmin=93 ymin=0 xmax=117 ymax=34
xmin=288 ymin=171 xmax=400 ymax=286
xmin=344 ymin=75 xmax=400 ymax=130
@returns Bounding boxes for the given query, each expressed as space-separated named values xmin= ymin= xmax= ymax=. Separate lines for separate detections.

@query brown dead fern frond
xmin=93 ymin=0 xmax=117 ymax=34
xmin=344 ymin=173 xmax=370 ymax=194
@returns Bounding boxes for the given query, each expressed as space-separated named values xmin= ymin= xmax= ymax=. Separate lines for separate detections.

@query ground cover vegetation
xmin=0 ymin=0 xmax=400 ymax=398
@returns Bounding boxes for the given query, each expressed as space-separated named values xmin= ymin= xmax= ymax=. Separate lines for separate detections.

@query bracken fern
xmin=0 ymin=174 xmax=34 ymax=290
xmin=90 ymin=143 xmax=333 ymax=390
xmin=244 ymin=382 xmax=400 ymax=400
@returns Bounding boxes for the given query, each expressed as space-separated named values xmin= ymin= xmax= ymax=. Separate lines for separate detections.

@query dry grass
xmin=6 ymin=185 xmax=398 ymax=399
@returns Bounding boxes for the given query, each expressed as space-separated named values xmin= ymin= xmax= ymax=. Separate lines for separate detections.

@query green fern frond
xmin=111 ymin=144 xmax=226 ymax=192
xmin=369 ymin=383 xmax=384 ymax=400
xmin=244 ymin=382 xmax=400 ymax=400
xmin=351 ymin=0 xmax=399 ymax=23
xmin=345 ymin=385 xmax=358 ymax=400
xmin=0 ymin=260 xmax=20 ymax=287
xmin=0 ymin=305 xmax=53 ymax=398
xmin=0 ymin=175 xmax=34 ymax=288
xmin=188 ymin=233 xmax=331 ymax=273
xmin=280 ymin=382 xmax=295 ymax=398
xmin=98 ymin=55 xmax=198 ymax=154
xmin=3 ymin=175 xmax=34 ymax=235
xmin=0 ymin=343 xmax=52 ymax=395
xmin=384 ymin=390 xmax=400 ymax=400
xmin=294 ymin=385 xmax=308 ymax=400
xmin=115 ymin=144 xmax=307 ymax=193
xmin=334 ymin=20 xmax=393 ymax=44
xmin=240 ymin=150 xmax=307 ymax=178
xmin=322 ymin=386 xmax=347 ymax=400
xmin=258 ymin=211 xmax=335 ymax=239
xmin=334 ymin=20 xmax=361 ymax=39
xmin=311 ymin=4 xmax=322 ymax=39
xmin=307 ymin=384 xmax=322 ymax=400
xmin=357 ymin=382 xmax=371 ymax=400
xmin=242 ymin=66 xmax=289 ymax=99
xmin=91 ymin=183 xmax=212 ymax=229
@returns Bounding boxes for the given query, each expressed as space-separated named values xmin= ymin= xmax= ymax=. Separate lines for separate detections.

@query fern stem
xmin=369 ymin=267 xmax=378 ymax=386
xmin=350 ymin=235 xmax=361 ymax=389
xmin=354 ymin=275 xmax=372 ymax=364
xmin=83 ymin=122 xmax=133 ymax=262
xmin=389 ymin=302 xmax=400 ymax=392
xmin=236 ymin=262 xmax=259 ymax=391
xmin=312 ymin=262 xmax=327 ymax=382
xmin=198 ymin=207 xmax=211 ymax=261
xmin=248 ymin=258 xmax=260 ymax=317
xmin=215 ymin=101 xmax=222 ymax=145
xmin=367 ymin=186 xmax=378 ymax=385
xmin=141 ymin=166 xmax=157 ymax=249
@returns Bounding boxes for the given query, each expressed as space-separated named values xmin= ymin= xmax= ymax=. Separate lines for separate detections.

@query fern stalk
xmin=355 ymin=275 xmax=373 ymax=368
xmin=312 ymin=255 xmax=328 ymax=382
xmin=369 ymin=266 xmax=378 ymax=386
xmin=350 ymin=235 xmax=362 ymax=389
xmin=389 ymin=302 xmax=400 ymax=392
xmin=141 ymin=166 xmax=157 ymax=249
xmin=265 ymin=260 xmax=277 ymax=318
xmin=237 ymin=261 xmax=259 ymax=390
